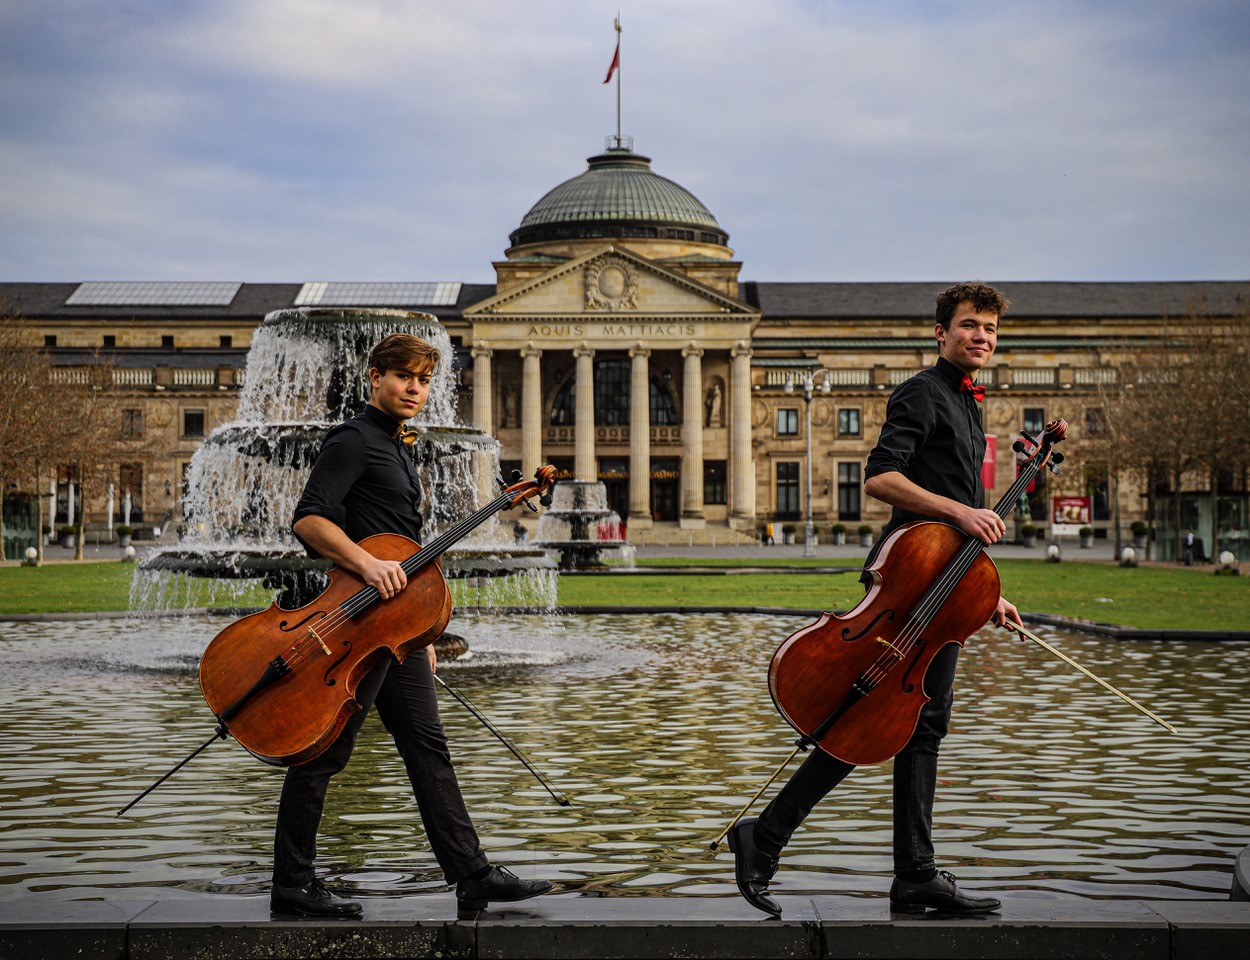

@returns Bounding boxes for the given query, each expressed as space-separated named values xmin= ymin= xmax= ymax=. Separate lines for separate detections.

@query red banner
xmin=981 ymin=434 xmax=997 ymax=490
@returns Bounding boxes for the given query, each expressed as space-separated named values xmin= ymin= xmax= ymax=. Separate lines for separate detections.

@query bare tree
xmin=61 ymin=357 xmax=126 ymax=560
xmin=0 ymin=304 xmax=56 ymax=561
xmin=1183 ymin=306 xmax=1250 ymax=559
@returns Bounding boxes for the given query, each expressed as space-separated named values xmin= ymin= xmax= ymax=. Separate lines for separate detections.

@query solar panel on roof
xmin=65 ymin=281 xmax=241 ymax=306
xmin=294 ymin=282 xmax=462 ymax=307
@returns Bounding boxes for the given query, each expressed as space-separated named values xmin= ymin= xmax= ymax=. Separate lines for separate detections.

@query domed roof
xmin=509 ymin=146 xmax=727 ymax=249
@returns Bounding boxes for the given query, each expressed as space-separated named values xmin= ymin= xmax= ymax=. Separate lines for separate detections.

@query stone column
xmin=680 ymin=343 xmax=705 ymax=526
xmin=521 ymin=342 xmax=543 ymax=477
xmin=471 ymin=342 xmax=493 ymax=435
xmin=574 ymin=342 xmax=596 ymax=481
xmin=628 ymin=344 xmax=652 ymax=527
xmin=730 ymin=340 xmax=756 ymax=527
xmin=470 ymin=342 xmax=494 ymax=508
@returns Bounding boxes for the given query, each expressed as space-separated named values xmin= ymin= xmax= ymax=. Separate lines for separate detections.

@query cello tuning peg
xmin=511 ymin=469 xmax=522 ymax=481
xmin=539 ymin=493 xmax=553 ymax=507
xmin=1050 ymin=452 xmax=1065 ymax=464
xmin=523 ymin=498 xmax=539 ymax=513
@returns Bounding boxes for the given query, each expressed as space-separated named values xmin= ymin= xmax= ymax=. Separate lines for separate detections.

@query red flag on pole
xmin=604 ymin=41 xmax=619 ymax=83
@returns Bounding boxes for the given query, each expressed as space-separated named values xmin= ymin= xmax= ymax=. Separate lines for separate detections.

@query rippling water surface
xmin=1 ymin=612 xmax=1247 ymax=903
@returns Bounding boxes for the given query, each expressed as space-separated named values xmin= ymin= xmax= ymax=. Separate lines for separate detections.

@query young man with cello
xmin=729 ymin=281 xmax=1018 ymax=916
xmin=270 ymin=332 xmax=551 ymax=919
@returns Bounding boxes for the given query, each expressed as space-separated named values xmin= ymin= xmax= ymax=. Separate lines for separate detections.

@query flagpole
xmin=615 ymin=14 xmax=622 ymax=146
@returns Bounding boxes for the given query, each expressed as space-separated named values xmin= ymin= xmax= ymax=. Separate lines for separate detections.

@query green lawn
xmin=561 ymin=559 xmax=1250 ymax=630
xmin=1 ymin=556 xmax=1246 ymax=630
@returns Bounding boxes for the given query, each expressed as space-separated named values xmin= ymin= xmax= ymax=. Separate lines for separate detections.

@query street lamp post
xmin=785 ymin=369 xmax=831 ymax=557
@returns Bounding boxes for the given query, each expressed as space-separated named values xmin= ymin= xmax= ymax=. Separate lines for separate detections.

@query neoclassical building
xmin=3 ymin=140 xmax=1248 ymax=558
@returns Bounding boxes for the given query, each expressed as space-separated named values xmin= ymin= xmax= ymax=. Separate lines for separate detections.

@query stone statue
xmin=503 ymin=383 xmax=518 ymax=427
xmin=705 ymin=382 xmax=723 ymax=427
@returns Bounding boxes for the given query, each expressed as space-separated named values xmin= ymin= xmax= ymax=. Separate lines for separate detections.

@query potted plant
xmin=782 ymin=523 xmax=797 ymax=545
xmin=857 ymin=523 xmax=873 ymax=547
xmin=41 ymin=523 xmax=51 ymax=546
xmin=1079 ymin=525 xmax=1095 ymax=548
xmin=58 ymin=524 xmax=78 ymax=548
xmin=116 ymin=524 xmax=133 ymax=547
xmin=832 ymin=522 xmax=846 ymax=546
xmin=1021 ymin=523 xmax=1037 ymax=548
xmin=1130 ymin=520 xmax=1148 ymax=550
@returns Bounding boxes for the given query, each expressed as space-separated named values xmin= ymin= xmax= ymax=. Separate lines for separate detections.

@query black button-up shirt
xmin=292 ymin=405 xmax=423 ymax=556
xmin=864 ymin=356 xmax=986 ymax=541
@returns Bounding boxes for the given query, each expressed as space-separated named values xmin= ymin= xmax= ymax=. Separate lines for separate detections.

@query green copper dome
xmin=510 ymin=147 xmax=728 ymax=249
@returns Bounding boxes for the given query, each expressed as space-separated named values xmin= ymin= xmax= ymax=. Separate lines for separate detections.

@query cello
xmin=197 ymin=465 xmax=557 ymax=767
xmin=766 ymin=418 xmax=1068 ymax=766
xmin=709 ymin=420 xmax=1083 ymax=850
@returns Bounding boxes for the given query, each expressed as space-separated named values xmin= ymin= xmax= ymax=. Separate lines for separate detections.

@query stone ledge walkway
xmin=3 ymin=893 xmax=1248 ymax=960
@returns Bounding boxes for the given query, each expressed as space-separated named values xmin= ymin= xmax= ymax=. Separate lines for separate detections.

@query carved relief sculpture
xmin=584 ymin=255 xmax=639 ymax=311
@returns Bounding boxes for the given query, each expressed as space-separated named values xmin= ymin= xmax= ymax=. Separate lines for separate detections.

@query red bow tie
xmin=959 ymin=375 xmax=986 ymax=402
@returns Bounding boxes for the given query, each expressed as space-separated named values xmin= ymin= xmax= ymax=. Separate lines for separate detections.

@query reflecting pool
xmin=1 ymin=612 xmax=1247 ymax=904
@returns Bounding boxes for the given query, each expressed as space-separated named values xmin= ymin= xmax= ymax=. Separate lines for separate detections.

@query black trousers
xmin=753 ymin=642 xmax=960 ymax=878
xmin=272 ymin=652 xmax=488 ymax=887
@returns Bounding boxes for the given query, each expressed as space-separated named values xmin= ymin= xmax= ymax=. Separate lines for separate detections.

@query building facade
xmin=3 ymin=142 xmax=1248 ymax=559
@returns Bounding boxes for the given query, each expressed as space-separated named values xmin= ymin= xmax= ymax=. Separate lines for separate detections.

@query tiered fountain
xmin=133 ymin=307 xmax=556 ymax=612
xmin=533 ymin=480 xmax=634 ymax=570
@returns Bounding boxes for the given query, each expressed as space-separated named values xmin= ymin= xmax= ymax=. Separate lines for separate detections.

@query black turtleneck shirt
xmin=292 ymin=405 xmax=423 ymax=556
xmin=864 ymin=356 xmax=987 ymax=542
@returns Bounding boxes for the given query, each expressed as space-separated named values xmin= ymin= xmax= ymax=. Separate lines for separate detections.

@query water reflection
xmin=1 ymin=612 xmax=1247 ymax=903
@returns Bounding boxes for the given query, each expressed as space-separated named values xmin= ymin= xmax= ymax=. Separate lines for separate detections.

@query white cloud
xmin=1 ymin=0 xmax=1246 ymax=282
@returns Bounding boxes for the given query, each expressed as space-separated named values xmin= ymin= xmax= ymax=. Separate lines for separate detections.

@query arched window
xmin=550 ymin=361 xmax=679 ymax=426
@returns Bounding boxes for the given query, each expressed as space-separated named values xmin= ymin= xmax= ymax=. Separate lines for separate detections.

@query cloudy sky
xmin=2 ymin=0 xmax=1247 ymax=285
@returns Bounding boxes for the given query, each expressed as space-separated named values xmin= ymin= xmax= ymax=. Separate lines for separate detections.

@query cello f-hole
xmin=279 ymin=610 xmax=327 ymax=633
xmin=898 ymin=638 xmax=927 ymax=694
xmin=841 ymin=608 xmax=895 ymax=643
xmin=323 ymin=640 xmax=353 ymax=687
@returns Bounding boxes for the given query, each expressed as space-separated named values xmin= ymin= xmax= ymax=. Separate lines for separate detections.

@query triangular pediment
xmin=464 ymin=245 xmax=755 ymax=318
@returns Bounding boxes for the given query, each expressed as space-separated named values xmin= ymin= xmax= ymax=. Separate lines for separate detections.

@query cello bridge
xmin=875 ymin=637 xmax=906 ymax=660
xmin=307 ymin=626 xmax=330 ymax=655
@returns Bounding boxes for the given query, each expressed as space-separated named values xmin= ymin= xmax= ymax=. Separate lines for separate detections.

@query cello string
xmin=858 ymin=454 xmax=1044 ymax=687
xmin=811 ymin=442 xmax=1055 ymax=747
xmin=261 ymin=485 xmax=534 ymax=668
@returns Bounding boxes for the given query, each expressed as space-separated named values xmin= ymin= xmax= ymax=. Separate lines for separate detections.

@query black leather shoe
xmin=889 ymin=870 xmax=1000 ymax=914
xmin=270 ymin=878 xmax=363 ymax=918
xmin=456 ymin=865 xmax=552 ymax=920
xmin=727 ymin=817 xmax=781 ymax=917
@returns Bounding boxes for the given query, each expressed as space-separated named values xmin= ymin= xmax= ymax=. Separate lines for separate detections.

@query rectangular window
xmin=161 ymin=335 xmax=175 ymax=348
xmin=182 ymin=409 xmax=205 ymax=438
xmin=838 ymin=462 xmax=862 ymax=521
xmin=777 ymin=408 xmax=798 ymax=436
xmin=1023 ymin=407 xmax=1045 ymax=436
xmin=1085 ymin=407 xmax=1106 ymax=437
xmin=118 ymin=463 xmax=144 ymax=522
xmin=103 ymin=334 xmax=116 ymax=348
xmin=121 ymin=408 xmax=143 ymax=439
xmin=703 ymin=460 xmax=727 ymax=505
xmin=776 ymin=462 xmax=800 ymax=519
xmin=220 ymin=335 xmax=233 ymax=348
xmin=1085 ymin=465 xmax=1115 ymax=517
xmin=44 ymin=334 xmax=57 ymax=347
xmin=498 ymin=460 xmax=522 ymax=486
xmin=837 ymin=408 xmax=861 ymax=437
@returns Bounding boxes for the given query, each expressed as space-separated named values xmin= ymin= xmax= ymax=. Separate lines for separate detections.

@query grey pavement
xmin=631 ymin=534 xmax=1122 ymax=564
xmin=18 ymin=527 xmax=1163 ymax=567
xmin=1 ymin=891 xmax=1248 ymax=960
